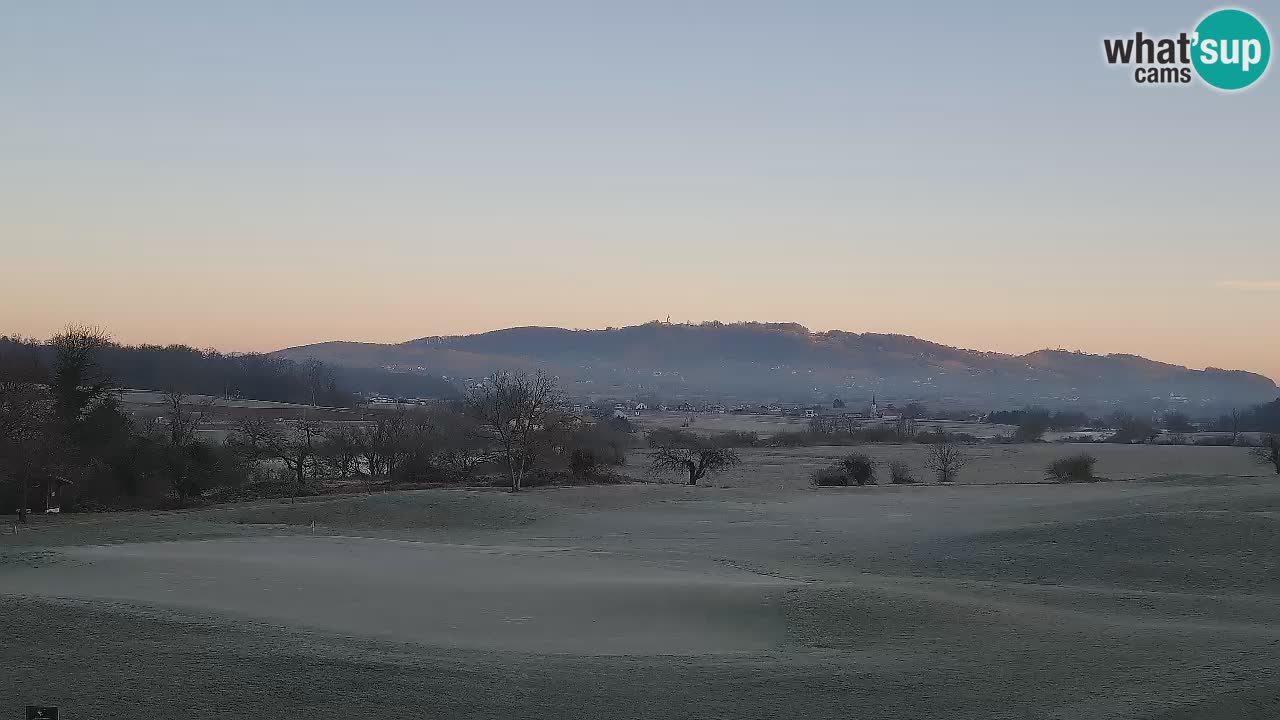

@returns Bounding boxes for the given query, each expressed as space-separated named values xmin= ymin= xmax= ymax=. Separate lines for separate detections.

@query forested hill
xmin=274 ymin=321 xmax=1277 ymax=409
xmin=0 ymin=335 xmax=459 ymax=405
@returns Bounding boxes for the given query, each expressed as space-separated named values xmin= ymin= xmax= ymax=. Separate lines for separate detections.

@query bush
xmin=1252 ymin=434 xmax=1280 ymax=475
xmin=604 ymin=416 xmax=635 ymax=434
xmin=853 ymin=426 xmax=900 ymax=443
xmin=768 ymin=431 xmax=812 ymax=447
xmin=569 ymin=449 xmax=600 ymax=478
xmin=888 ymin=460 xmax=916 ymax=484
xmin=1194 ymin=435 xmax=1235 ymax=446
xmin=839 ymin=452 xmax=877 ymax=485
xmin=570 ymin=424 xmax=630 ymax=467
xmin=713 ymin=431 xmax=761 ymax=447
xmin=1014 ymin=411 xmax=1050 ymax=442
xmin=1046 ymin=453 xmax=1097 ymax=482
xmin=769 ymin=430 xmax=855 ymax=447
xmin=812 ymin=466 xmax=849 ymax=486
xmin=916 ymin=428 xmax=979 ymax=444
xmin=646 ymin=427 xmax=702 ymax=448
xmin=768 ymin=426 xmax=906 ymax=447
xmin=812 ymin=454 xmax=879 ymax=487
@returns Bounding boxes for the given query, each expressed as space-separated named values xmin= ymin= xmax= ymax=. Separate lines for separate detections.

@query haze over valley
xmin=276 ymin=321 xmax=1278 ymax=413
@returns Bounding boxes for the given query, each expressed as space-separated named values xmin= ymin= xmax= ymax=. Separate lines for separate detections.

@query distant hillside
xmin=273 ymin=322 xmax=1277 ymax=411
xmin=0 ymin=335 xmax=459 ymax=405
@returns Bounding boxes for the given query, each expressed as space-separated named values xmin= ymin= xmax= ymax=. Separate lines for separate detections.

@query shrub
xmin=852 ymin=426 xmax=899 ymax=443
xmin=768 ymin=431 xmax=812 ymax=447
xmin=714 ymin=430 xmax=760 ymax=447
xmin=646 ymin=427 xmax=702 ymax=448
xmin=1046 ymin=453 xmax=1097 ymax=482
xmin=812 ymin=466 xmax=849 ymax=486
xmin=888 ymin=460 xmax=916 ymax=484
xmin=604 ymin=416 xmax=635 ymax=434
xmin=839 ymin=452 xmax=877 ymax=485
xmin=1252 ymin=434 xmax=1280 ymax=475
xmin=813 ymin=454 xmax=879 ymax=487
xmin=767 ymin=430 xmax=844 ymax=447
xmin=916 ymin=428 xmax=980 ymax=444
xmin=569 ymin=449 xmax=600 ymax=478
xmin=1014 ymin=411 xmax=1050 ymax=442
xmin=1194 ymin=435 xmax=1235 ymax=446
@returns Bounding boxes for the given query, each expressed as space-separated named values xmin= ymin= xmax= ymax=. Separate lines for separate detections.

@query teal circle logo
xmin=1192 ymin=9 xmax=1271 ymax=90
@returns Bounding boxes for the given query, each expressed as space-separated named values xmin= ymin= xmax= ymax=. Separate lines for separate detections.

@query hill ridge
xmin=273 ymin=321 xmax=1277 ymax=408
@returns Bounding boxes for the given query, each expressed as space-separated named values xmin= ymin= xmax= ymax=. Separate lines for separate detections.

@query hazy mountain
xmin=273 ymin=322 xmax=1277 ymax=411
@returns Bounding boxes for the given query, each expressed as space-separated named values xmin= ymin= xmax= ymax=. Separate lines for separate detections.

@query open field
xmin=3 ymin=445 xmax=1279 ymax=719
xmin=624 ymin=442 xmax=1271 ymax=489
xmin=630 ymin=411 xmax=1020 ymax=439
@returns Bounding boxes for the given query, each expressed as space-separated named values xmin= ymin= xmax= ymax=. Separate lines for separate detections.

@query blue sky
xmin=2 ymin=1 xmax=1277 ymax=378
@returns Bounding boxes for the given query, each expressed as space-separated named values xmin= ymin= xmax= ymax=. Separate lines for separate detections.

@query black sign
xmin=26 ymin=708 xmax=58 ymax=720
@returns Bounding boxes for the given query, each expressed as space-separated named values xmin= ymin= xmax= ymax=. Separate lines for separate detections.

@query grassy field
xmin=2 ymin=447 xmax=1278 ymax=719
xmin=630 ymin=411 xmax=1019 ymax=439
xmin=624 ymin=442 xmax=1270 ymax=489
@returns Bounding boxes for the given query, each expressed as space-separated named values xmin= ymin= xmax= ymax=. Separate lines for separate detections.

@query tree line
xmin=0 ymin=331 xmax=634 ymax=516
xmin=0 ymin=333 xmax=457 ymax=406
xmin=1216 ymin=400 xmax=1280 ymax=434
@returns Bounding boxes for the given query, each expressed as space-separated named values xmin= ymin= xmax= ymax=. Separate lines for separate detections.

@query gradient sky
xmin=2 ymin=1 xmax=1277 ymax=379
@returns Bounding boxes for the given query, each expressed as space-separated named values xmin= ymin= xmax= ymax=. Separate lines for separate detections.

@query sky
xmin=2 ymin=1 xmax=1277 ymax=380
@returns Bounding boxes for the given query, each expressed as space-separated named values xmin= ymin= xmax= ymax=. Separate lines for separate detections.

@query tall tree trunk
xmin=293 ymin=459 xmax=306 ymax=503
xmin=685 ymin=460 xmax=698 ymax=485
xmin=17 ymin=464 xmax=29 ymax=523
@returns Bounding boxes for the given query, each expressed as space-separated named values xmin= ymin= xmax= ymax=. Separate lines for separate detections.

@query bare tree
xmin=925 ymin=433 xmax=969 ymax=483
xmin=1253 ymin=434 xmax=1280 ymax=475
xmin=1108 ymin=411 xmax=1158 ymax=444
xmin=158 ymin=389 xmax=218 ymax=504
xmin=232 ymin=416 xmax=326 ymax=497
xmin=466 ymin=370 xmax=560 ymax=491
xmin=162 ymin=389 xmax=215 ymax=449
xmin=0 ymin=382 xmax=63 ymax=522
xmin=648 ymin=440 xmax=740 ymax=486
xmin=49 ymin=324 xmax=114 ymax=429
xmin=319 ymin=423 xmax=364 ymax=478
xmin=1230 ymin=408 xmax=1242 ymax=446
xmin=301 ymin=358 xmax=333 ymax=407
xmin=2 ymin=339 xmax=80 ymax=517
xmin=354 ymin=405 xmax=412 ymax=478
xmin=428 ymin=404 xmax=487 ymax=481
